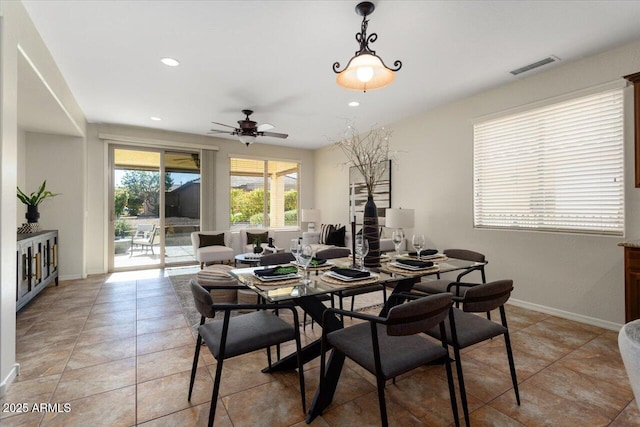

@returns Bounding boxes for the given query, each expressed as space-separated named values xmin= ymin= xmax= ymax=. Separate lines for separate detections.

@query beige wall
xmin=85 ymin=123 xmax=316 ymax=274
xmin=316 ymin=40 xmax=640 ymax=328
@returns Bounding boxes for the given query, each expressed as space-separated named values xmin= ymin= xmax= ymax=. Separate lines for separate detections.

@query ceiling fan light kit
xmin=333 ymin=1 xmax=402 ymax=92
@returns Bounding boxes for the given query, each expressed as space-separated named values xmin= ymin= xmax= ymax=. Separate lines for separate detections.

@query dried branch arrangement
xmin=334 ymin=124 xmax=393 ymax=196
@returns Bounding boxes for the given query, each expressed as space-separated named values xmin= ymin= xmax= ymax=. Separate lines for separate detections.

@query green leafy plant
xmin=16 ymin=180 xmax=59 ymax=206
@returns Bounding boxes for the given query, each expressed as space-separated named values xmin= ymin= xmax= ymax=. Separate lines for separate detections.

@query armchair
xmin=191 ymin=231 xmax=234 ymax=268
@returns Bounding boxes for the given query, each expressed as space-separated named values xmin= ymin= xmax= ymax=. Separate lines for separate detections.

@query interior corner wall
xmin=315 ymin=39 xmax=640 ymax=327
xmin=25 ymin=132 xmax=85 ymax=279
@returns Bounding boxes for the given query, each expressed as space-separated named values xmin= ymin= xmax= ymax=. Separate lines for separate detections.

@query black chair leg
xmin=453 ymin=346 xmax=470 ymax=427
xmin=188 ymin=334 xmax=202 ymax=401
xmin=209 ymin=358 xmax=224 ymax=427
xmin=375 ymin=373 xmax=389 ymax=427
xmin=350 ymin=296 xmax=355 ymax=312
xmin=444 ymin=355 xmax=460 ymax=427
xmin=504 ymin=331 xmax=520 ymax=405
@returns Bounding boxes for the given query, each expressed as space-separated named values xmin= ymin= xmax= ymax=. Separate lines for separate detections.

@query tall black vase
xmin=26 ymin=205 xmax=40 ymax=223
xmin=363 ymin=195 xmax=380 ymax=267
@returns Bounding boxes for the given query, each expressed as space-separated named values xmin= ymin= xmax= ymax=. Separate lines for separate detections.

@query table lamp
xmin=385 ymin=208 xmax=415 ymax=232
xmin=301 ymin=209 xmax=321 ymax=232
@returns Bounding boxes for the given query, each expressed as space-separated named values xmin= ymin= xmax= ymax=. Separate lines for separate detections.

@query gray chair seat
xmin=328 ymin=322 xmax=447 ymax=379
xmin=427 ymin=308 xmax=507 ymax=348
xmin=200 ymin=310 xmax=296 ymax=359
xmin=413 ymin=279 xmax=453 ymax=295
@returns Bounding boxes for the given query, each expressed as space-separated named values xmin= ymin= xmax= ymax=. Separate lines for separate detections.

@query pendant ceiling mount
xmin=333 ymin=1 xmax=402 ymax=92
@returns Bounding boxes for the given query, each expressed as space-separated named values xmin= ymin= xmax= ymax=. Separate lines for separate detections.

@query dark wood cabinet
xmin=624 ymin=245 xmax=640 ymax=322
xmin=16 ymin=230 xmax=58 ymax=311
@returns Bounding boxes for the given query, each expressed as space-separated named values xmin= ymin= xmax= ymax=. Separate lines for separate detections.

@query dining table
xmin=229 ymin=254 xmax=486 ymax=423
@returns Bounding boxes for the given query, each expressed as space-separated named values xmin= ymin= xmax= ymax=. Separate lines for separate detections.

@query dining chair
xmin=320 ymin=293 xmax=459 ymax=427
xmin=188 ymin=280 xmax=306 ymax=427
xmin=424 ymin=279 xmax=519 ymax=427
xmin=413 ymin=249 xmax=487 ymax=297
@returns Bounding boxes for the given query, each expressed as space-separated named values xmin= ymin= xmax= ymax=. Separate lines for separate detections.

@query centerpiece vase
xmin=363 ymin=195 xmax=381 ymax=267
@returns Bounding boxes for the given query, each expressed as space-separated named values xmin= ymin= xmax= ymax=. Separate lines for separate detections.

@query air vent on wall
xmin=510 ymin=55 xmax=560 ymax=76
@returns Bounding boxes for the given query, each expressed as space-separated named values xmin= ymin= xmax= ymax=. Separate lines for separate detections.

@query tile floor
xmin=2 ymin=269 xmax=639 ymax=426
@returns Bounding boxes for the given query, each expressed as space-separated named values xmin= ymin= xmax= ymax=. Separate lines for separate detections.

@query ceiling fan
xmin=209 ymin=109 xmax=289 ymax=146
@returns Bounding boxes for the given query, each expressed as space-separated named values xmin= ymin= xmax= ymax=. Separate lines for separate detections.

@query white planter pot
xmin=619 ymin=319 xmax=640 ymax=408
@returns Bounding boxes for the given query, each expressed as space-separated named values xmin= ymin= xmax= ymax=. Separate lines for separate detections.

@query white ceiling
xmin=20 ymin=0 xmax=640 ymax=149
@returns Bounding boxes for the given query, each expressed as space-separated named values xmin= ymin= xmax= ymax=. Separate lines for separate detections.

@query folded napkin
xmin=397 ymin=258 xmax=434 ymax=268
xmin=310 ymin=257 xmax=327 ymax=267
xmin=254 ymin=266 xmax=298 ymax=278
xmin=330 ymin=266 xmax=370 ymax=279
xmin=408 ymin=249 xmax=438 ymax=257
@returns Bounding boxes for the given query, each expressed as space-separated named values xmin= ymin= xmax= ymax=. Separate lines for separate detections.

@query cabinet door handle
xmin=35 ymin=253 xmax=41 ymax=280
xmin=22 ymin=253 xmax=28 ymax=280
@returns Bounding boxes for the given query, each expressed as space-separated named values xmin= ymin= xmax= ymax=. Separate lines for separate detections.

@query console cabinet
xmin=16 ymin=230 xmax=58 ymax=311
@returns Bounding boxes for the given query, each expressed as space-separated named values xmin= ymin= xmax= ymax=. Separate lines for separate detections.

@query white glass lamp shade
xmin=238 ymin=134 xmax=256 ymax=145
xmin=385 ymin=208 xmax=415 ymax=229
xmin=336 ymin=54 xmax=396 ymax=91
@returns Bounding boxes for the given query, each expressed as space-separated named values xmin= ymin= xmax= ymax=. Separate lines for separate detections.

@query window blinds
xmin=473 ymin=89 xmax=624 ymax=235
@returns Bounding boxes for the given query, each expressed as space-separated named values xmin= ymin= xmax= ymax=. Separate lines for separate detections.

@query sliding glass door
xmin=110 ymin=147 xmax=200 ymax=271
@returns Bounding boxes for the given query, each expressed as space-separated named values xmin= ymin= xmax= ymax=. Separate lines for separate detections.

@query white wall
xmin=315 ymin=40 xmax=640 ymax=328
xmin=85 ymin=123 xmax=316 ymax=275
xmin=25 ymin=132 xmax=85 ymax=279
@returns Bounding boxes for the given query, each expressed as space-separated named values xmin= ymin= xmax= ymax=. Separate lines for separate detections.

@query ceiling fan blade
xmin=257 ymin=123 xmax=274 ymax=132
xmin=207 ymin=129 xmax=233 ymax=134
xmin=211 ymin=121 xmax=237 ymax=129
xmin=260 ymin=131 xmax=288 ymax=139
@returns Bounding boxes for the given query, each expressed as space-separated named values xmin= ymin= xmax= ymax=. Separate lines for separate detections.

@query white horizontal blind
xmin=473 ymin=89 xmax=624 ymax=235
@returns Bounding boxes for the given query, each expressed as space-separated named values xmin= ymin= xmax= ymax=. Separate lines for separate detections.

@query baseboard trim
xmin=509 ymin=298 xmax=623 ymax=332
xmin=59 ymin=274 xmax=83 ymax=281
xmin=0 ymin=363 xmax=20 ymax=397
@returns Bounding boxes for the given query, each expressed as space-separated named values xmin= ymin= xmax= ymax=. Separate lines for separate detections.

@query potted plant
xmin=334 ymin=124 xmax=393 ymax=267
xmin=16 ymin=180 xmax=59 ymax=224
xmin=253 ymin=237 xmax=264 ymax=254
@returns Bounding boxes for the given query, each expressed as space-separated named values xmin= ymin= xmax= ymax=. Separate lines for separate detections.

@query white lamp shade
xmin=385 ymin=208 xmax=414 ymax=229
xmin=238 ymin=134 xmax=256 ymax=145
xmin=301 ymin=209 xmax=321 ymax=223
xmin=336 ymin=54 xmax=396 ymax=91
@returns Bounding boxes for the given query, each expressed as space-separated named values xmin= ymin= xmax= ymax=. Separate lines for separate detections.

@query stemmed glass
xmin=298 ymin=244 xmax=314 ymax=284
xmin=412 ymin=234 xmax=425 ymax=259
xmin=392 ymin=230 xmax=404 ymax=257
xmin=355 ymin=236 xmax=369 ymax=270
xmin=290 ymin=238 xmax=301 ymax=263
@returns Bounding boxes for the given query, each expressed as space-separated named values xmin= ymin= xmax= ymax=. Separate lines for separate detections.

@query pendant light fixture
xmin=333 ymin=1 xmax=402 ymax=92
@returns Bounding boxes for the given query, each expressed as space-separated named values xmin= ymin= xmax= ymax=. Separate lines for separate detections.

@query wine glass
xmin=355 ymin=236 xmax=369 ymax=270
xmin=392 ymin=230 xmax=404 ymax=257
xmin=354 ymin=235 xmax=364 ymax=268
xmin=290 ymin=238 xmax=301 ymax=263
xmin=412 ymin=234 xmax=425 ymax=259
xmin=360 ymin=238 xmax=369 ymax=270
xmin=298 ymin=244 xmax=314 ymax=284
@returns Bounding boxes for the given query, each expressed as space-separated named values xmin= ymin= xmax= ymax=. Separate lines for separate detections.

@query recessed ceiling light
xmin=348 ymin=101 xmax=360 ymax=107
xmin=160 ymin=57 xmax=180 ymax=67
xmin=150 ymin=116 xmax=162 ymax=121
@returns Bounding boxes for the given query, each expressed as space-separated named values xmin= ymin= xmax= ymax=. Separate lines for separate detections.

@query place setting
xmin=321 ymin=266 xmax=380 ymax=287
xmin=241 ymin=265 xmax=303 ymax=289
